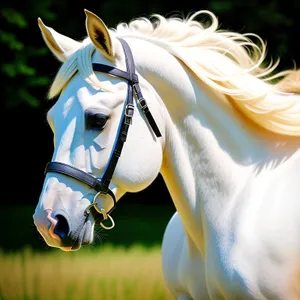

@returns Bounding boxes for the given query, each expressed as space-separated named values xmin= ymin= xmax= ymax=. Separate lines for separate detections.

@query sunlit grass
xmin=0 ymin=245 xmax=173 ymax=300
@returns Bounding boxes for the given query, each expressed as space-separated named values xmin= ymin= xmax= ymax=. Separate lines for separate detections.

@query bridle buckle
xmin=124 ymin=103 xmax=134 ymax=125
xmin=125 ymin=103 xmax=134 ymax=117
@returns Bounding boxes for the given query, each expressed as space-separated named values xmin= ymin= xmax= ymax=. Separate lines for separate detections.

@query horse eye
xmin=86 ymin=111 xmax=109 ymax=131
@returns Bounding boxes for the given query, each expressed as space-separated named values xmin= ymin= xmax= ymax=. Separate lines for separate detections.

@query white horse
xmin=33 ymin=9 xmax=300 ymax=300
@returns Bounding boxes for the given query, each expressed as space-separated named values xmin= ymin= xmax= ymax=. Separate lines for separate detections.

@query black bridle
xmin=44 ymin=38 xmax=161 ymax=227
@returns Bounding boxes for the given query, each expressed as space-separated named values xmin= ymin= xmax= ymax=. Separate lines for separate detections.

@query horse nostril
xmin=53 ymin=214 xmax=70 ymax=239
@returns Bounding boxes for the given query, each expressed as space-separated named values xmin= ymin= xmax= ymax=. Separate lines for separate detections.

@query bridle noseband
xmin=44 ymin=38 xmax=161 ymax=229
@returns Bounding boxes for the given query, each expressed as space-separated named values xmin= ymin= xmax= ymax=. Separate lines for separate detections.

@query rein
xmin=44 ymin=38 xmax=161 ymax=229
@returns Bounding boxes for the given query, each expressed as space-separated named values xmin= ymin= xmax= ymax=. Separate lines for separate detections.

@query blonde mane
xmin=49 ymin=10 xmax=300 ymax=136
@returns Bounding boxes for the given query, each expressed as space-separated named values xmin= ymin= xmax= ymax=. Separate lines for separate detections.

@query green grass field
xmin=0 ymin=245 xmax=173 ymax=300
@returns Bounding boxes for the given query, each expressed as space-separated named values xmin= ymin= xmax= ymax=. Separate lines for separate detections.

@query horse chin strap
xmin=44 ymin=38 xmax=161 ymax=229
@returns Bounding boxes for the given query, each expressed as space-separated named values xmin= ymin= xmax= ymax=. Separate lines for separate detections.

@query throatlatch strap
xmin=132 ymin=83 xmax=162 ymax=137
xmin=118 ymin=39 xmax=162 ymax=138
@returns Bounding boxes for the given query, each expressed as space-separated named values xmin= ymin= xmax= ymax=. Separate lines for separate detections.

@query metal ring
xmin=92 ymin=192 xmax=107 ymax=216
xmin=85 ymin=192 xmax=115 ymax=230
xmin=100 ymin=214 xmax=115 ymax=230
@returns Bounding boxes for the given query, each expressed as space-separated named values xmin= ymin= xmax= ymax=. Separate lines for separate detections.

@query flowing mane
xmin=49 ymin=10 xmax=300 ymax=136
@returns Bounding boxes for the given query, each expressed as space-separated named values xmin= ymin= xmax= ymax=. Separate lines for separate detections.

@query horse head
xmin=33 ymin=10 xmax=165 ymax=250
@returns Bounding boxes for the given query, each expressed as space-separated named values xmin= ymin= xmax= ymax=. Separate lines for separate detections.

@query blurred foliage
xmin=1 ymin=4 xmax=51 ymax=108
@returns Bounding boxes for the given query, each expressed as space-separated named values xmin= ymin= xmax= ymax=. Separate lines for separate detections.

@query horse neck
xmin=128 ymin=38 xmax=273 ymax=252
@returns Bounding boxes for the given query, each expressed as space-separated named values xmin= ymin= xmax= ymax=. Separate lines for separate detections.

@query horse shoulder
xmin=229 ymin=164 xmax=300 ymax=298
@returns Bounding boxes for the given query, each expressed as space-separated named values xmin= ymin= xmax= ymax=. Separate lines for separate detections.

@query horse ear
xmin=84 ymin=9 xmax=115 ymax=61
xmin=37 ymin=18 xmax=81 ymax=62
